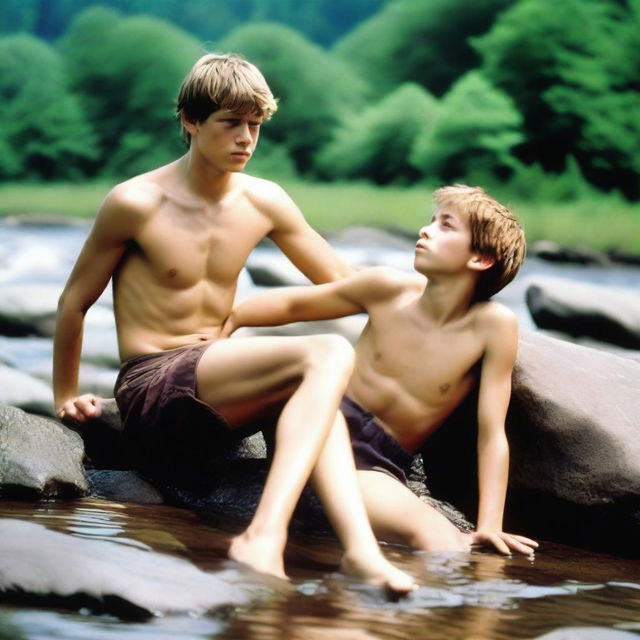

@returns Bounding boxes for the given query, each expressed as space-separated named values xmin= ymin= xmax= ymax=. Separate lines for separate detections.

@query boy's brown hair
xmin=176 ymin=53 xmax=278 ymax=144
xmin=434 ymin=185 xmax=526 ymax=300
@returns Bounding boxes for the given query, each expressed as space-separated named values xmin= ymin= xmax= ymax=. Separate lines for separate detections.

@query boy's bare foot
xmin=228 ymin=530 xmax=288 ymax=580
xmin=340 ymin=550 xmax=416 ymax=596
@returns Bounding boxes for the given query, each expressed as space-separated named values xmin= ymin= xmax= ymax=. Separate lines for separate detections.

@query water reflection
xmin=1 ymin=498 xmax=640 ymax=639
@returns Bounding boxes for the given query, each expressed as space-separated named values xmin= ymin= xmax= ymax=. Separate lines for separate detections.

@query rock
xmin=0 ymin=283 xmax=61 ymax=337
xmin=87 ymin=469 xmax=165 ymax=504
xmin=526 ymin=277 xmax=640 ymax=349
xmin=0 ymin=404 xmax=88 ymax=498
xmin=0 ymin=518 xmax=251 ymax=619
xmin=323 ymin=226 xmax=415 ymax=250
xmin=420 ymin=331 xmax=640 ymax=557
xmin=0 ymin=363 xmax=55 ymax=416
xmin=529 ymin=241 xmax=611 ymax=266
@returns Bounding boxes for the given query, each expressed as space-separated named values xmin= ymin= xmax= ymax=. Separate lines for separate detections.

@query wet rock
xmin=526 ymin=277 xmax=640 ymax=349
xmin=87 ymin=469 xmax=165 ymax=504
xmin=0 ymin=518 xmax=251 ymax=619
xmin=421 ymin=331 xmax=640 ymax=557
xmin=0 ymin=404 xmax=88 ymax=498
xmin=529 ymin=241 xmax=611 ymax=266
xmin=0 ymin=363 xmax=55 ymax=417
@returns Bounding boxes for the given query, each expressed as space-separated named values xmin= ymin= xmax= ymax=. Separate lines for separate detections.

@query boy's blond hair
xmin=176 ymin=53 xmax=278 ymax=144
xmin=434 ymin=185 xmax=525 ymax=300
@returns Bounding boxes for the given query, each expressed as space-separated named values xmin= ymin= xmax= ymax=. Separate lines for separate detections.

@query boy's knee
xmin=306 ymin=334 xmax=355 ymax=374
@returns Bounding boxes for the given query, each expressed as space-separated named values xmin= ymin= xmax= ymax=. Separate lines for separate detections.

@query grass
xmin=1 ymin=179 xmax=638 ymax=253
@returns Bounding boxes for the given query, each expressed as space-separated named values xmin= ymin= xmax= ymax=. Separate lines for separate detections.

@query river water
xmin=1 ymin=221 xmax=640 ymax=638
xmin=1 ymin=499 xmax=640 ymax=640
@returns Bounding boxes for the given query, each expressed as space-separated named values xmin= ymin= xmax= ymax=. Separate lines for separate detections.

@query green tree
xmin=59 ymin=8 xmax=202 ymax=176
xmin=474 ymin=0 xmax=640 ymax=197
xmin=334 ymin=0 xmax=514 ymax=97
xmin=317 ymin=83 xmax=438 ymax=184
xmin=219 ymin=22 xmax=369 ymax=173
xmin=410 ymin=72 xmax=523 ymax=182
xmin=0 ymin=33 xmax=96 ymax=179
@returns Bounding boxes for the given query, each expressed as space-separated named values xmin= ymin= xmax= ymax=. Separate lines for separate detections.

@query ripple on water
xmin=2 ymin=499 xmax=640 ymax=640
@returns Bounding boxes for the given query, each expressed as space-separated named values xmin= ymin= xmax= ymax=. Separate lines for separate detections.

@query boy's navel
xmin=439 ymin=383 xmax=450 ymax=395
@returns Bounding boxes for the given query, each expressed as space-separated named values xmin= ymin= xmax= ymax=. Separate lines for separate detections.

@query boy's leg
xmin=309 ymin=412 xmax=415 ymax=591
xmin=195 ymin=334 xmax=353 ymax=578
xmin=356 ymin=470 xmax=470 ymax=552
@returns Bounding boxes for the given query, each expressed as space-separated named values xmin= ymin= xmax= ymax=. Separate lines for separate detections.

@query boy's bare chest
xmin=362 ymin=308 xmax=484 ymax=396
xmin=131 ymin=204 xmax=270 ymax=288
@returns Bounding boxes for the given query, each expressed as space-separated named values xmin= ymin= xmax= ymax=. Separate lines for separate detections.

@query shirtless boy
xmin=224 ymin=185 xmax=539 ymax=556
xmin=53 ymin=53 xmax=414 ymax=592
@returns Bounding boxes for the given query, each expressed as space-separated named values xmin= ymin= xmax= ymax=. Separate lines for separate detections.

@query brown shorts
xmin=341 ymin=396 xmax=413 ymax=485
xmin=114 ymin=342 xmax=238 ymax=481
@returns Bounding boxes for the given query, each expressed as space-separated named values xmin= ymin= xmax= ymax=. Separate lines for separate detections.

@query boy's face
xmin=186 ymin=109 xmax=263 ymax=172
xmin=414 ymin=206 xmax=475 ymax=276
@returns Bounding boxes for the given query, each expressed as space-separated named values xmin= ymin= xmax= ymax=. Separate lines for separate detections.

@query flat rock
xmin=0 ymin=518 xmax=252 ymax=618
xmin=526 ymin=277 xmax=640 ymax=349
xmin=0 ymin=403 xmax=88 ymax=498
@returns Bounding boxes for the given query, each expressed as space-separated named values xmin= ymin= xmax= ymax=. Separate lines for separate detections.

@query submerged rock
xmin=0 ymin=518 xmax=252 ymax=619
xmin=421 ymin=331 xmax=640 ymax=557
xmin=0 ymin=403 xmax=88 ymax=498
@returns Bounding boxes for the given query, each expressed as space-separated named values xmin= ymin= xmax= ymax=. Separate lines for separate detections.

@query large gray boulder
xmin=526 ymin=277 xmax=640 ymax=349
xmin=0 ymin=518 xmax=252 ymax=618
xmin=421 ymin=331 xmax=640 ymax=557
xmin=0 ymin=403 xmax=88 ymax=497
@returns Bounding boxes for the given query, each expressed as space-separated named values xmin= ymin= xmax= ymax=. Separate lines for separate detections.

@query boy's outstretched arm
xmin=472 ymin=305 xmax=539 ymax=556
xmin=223 ymin=266 xmax=393 ymax=336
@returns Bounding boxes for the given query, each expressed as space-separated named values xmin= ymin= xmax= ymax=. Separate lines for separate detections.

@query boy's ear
xmin=467 ymin=253 xmax=495 ymax=272
xmin=180 ymin=112 xmax=198 ymax=136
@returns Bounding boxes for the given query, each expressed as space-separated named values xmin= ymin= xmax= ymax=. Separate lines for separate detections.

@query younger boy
xmin=224 ymin=185 xmax=538 ymax=555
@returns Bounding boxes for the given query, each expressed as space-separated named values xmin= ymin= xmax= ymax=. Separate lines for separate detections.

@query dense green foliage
xmin=0 ymin=0 xmax=380 ymax=45
xmin=0 ymin=0 xmax=638 ymax=205
xmin=316 ymin=83 xmax=438 ymax=184
xmin=410 ymin=72 xmax=523 ymax=182
xmin=219 ymin=22 xmax=368 ymax=173
xmin=0 ymin=34 xmax=96 ymax=179
xmin=60 ymin=8 xmax=201 ymax=176
xmin=334 ymin=0 xmax=514 ymax=96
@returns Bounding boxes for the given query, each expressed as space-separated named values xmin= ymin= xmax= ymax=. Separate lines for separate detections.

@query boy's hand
xmin=471 ymin=529 xmax=538 ymax=556
xmin=56 ymin=394 xmax=104 ymax=423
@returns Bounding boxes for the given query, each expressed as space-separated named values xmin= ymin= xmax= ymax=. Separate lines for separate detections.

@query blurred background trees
xmin=0 ymin=0 xmax=638 ymax=200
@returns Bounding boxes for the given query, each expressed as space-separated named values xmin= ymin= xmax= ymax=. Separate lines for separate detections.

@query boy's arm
xmin=53 ymin=187 xmax=146 ymax=422
xmin=264 ymin=184 xmax=353 ymax=283
xmin=472 ymin=305 xmax=538 ymax=555
xmin=224 ymin=266 xmax=397 ymax=336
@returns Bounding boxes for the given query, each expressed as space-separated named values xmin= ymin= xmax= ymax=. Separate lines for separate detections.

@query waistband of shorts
xmin=115 ymin=342 xmax=211 ymax=391
xmin=342 ymin=395 xmax=414 ymax=463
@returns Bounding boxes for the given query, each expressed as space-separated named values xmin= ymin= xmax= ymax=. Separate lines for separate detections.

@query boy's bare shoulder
xmin=474 ymin=301 xmax=518 ymax=339
xmin=103 ymin=177 xmax=164 ymax=220
xmin=240 ymin=174 xmax=291 ymax=211
xmin=351 ymin=266 xmax=424 ymax=302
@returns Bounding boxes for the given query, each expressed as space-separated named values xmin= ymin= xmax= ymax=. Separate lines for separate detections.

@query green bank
xmin=0 ymin=180 xmax=638 ymax=254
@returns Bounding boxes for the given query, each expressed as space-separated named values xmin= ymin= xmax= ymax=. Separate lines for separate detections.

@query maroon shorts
xmin=341 ymin=396 xmax=413 ymax=485
xmin=114 ymin=342 xmax=238 ymax=480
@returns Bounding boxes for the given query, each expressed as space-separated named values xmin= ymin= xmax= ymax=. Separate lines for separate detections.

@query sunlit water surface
xmin=1 ymin=499 xmax=639 ymax=639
